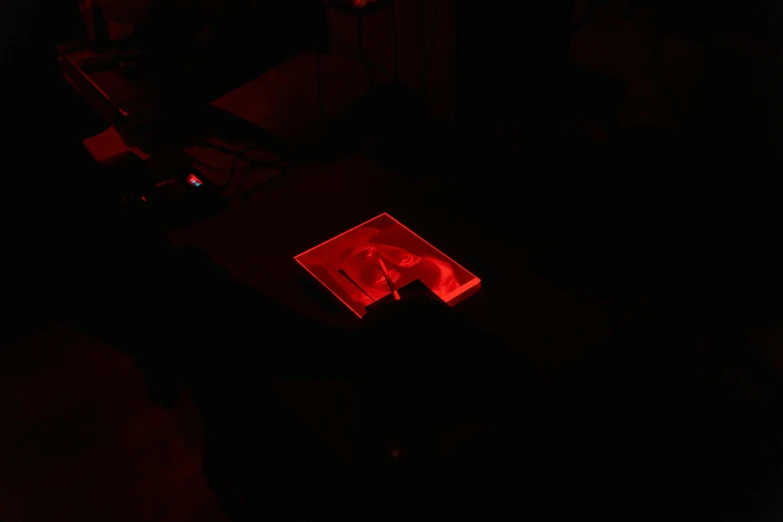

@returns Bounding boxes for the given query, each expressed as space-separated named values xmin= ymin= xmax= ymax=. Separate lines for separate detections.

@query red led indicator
xmin=187 ymin=174 xmax=203 ymax=187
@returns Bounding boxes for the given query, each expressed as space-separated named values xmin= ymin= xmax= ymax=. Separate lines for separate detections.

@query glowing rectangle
xmin=295 ymin=213 xmax=480 ymax=318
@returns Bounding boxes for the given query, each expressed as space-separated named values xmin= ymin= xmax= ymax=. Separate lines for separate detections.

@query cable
xmin=227 ymin=145 xmax=259 ymax=193
xmin=192 ymin=142 xmax=285 ymax=192
xmin=230 ymin=145 xmax=286 ymax=200
xmin=184 ymin=154 xmax=241 ymax=173
xmin=316 ymin=49 xmax=326 ymax=118
xmin=427 ymin=0 xmax=442 ymax=69
xmin=572 ymin=1 xmax=603 ymax=33
xmin=195 ymin=142 xmax=282 ymax=168
xmin=320 ymin=0 xmax=402 ymax=113
xmin=422 ymin=0 xmax=441 ymax=101
xmin=316 ymin=1 xmax=334 ymax=119
xmin=357 ymin=13 xmax=374 ymax=87
xmin=389 ymin=0 xmax=399 ymax=80
xmin=240 ymin=168 xmax=289 ymax=203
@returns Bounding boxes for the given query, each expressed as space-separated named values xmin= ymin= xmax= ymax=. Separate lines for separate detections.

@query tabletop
xmin=165 ymin=150 xmax=617 ymax=369
xmin=160 ymin=143 xmax=642 ymax=516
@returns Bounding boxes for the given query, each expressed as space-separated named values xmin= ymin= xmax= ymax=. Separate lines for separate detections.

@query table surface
xmin=161 ymin=145 xmax=639 ymax=508
xmin=61 ymin=47 xmax=680 ymax=512
xmin=166 ymin=150 xmax=619 ymax=363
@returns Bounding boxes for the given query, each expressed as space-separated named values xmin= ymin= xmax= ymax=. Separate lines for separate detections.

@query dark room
xmin=2 ymin=0 xmax=783 ymax=520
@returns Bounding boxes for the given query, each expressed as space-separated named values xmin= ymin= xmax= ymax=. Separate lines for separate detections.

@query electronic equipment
xmin=100 ymin=151 xmax=225 ymax=228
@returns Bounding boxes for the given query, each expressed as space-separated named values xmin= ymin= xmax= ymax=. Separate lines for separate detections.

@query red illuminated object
xmin=295 ymin=213 xmax=481 ymax=318
xmin=186 ymin=173 xmax=203 ymax=187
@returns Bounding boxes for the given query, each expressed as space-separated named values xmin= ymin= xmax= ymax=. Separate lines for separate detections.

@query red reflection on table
xmin=295 ymin=213 xmax=481 ymax=318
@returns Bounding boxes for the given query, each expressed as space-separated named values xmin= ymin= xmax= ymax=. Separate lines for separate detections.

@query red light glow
xmin=294 ymin=213 xmax=481 ymax=318
xmin=186 ymin=174 xmax=203 ymax=187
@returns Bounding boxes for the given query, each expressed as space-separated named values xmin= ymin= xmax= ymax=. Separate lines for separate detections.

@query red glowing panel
xmin=295 ymin=213 xmax=481 ymax=318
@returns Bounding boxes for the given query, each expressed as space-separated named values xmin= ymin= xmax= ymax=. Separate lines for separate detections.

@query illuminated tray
xmin=295 ymin=213 xmax=481 ymax=318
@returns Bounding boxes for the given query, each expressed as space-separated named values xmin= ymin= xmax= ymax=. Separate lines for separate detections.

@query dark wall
xmin=326 ymin=0 xmax=458 ymax=119
xmin=456 ymin=0 xmax=574 ymax=145
xmin=569 ymin=1 xmax=783 ymax=207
